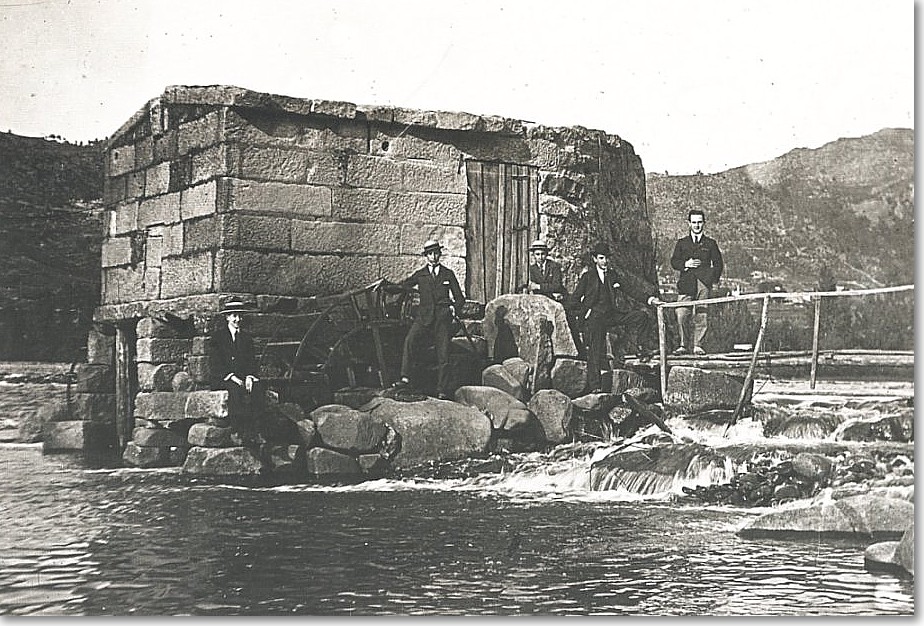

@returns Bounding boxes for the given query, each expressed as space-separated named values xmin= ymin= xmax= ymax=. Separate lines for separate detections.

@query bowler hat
xmin=422 ymin=239 xmax=442 ymax=254
xmin=592 ymin=242 xmax=611 ymax=257
xmin=528 ymin=239 xmax=549 ymax=252
xmin=219 ymin=299 xmax=254 ymax=315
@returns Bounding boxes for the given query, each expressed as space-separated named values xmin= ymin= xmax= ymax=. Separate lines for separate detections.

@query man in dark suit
xmin=210 ymin=299 xmax=263 ymax=440
xmin=392 ymin=239 xmax=465 ymax=399
xmin=571 ymin=242 xmax=661 ymax=393
xmin=670 ymin=209 xmax=724 ymax=355
xmin=519 ymin=239 xmax=567 ymax=302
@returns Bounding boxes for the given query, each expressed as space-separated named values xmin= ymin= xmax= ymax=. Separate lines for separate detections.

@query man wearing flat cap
xmin=392 ymin=239 xmax=465 ymax=399
xmin=571 ymin=242 xmax=661 ymax=393
xmin=210 ymin=299 xmax=262 ymax=440
xmin=520 ymin=239 xmax=566 ymax=302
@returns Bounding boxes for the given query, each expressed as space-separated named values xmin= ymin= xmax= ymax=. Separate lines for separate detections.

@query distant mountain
xmin=647 ymin=128 xmax=914 ymax=289
xmin=0 ymin=132 xmax=104 ymax=360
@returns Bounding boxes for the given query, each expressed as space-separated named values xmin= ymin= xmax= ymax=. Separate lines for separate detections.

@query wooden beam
xmin=810 ymin=296 xmax=822 ymax=389
xmin=725 ymin=295 xmax=770 ymax=436
xmin=657 ymin=305 xmax=667 ymax=401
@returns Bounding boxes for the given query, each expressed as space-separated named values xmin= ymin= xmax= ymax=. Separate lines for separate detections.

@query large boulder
xmin=738 ymin=495 xmax=914 ymax=540
xmin=187 ymin=422 xmax=243 ymax=448
xmin=502 ymin=358 xmax=532 ymax=397
xmin=454 ymin=385 xmax=527 ymax=430
xmin=527 ymin=389 xmax=573 ymax=444
xmin=481 ymin=364 xmax=524 ymax=401
xmin=18 ymin=401 xmax=70 ymax=443
xmin=864 ymin=524 xmax=914 ymax=577
xmin=122 ymin=441 xmax=188 ymax=468
xmin=482 ymin=294 xmax=578 ymax=363
xmin=664 ymin=366 xmax=752 ymax=415
xmin=182 ymin=446 xmax=263 ymax=476
xmin=305 ymin=447 xmax=362 ymax=478
xmin=835 ymin=412 xmax=914 ymax=443
xmin=310 ymin=404 xmax=387 ymax=454
xmin=363 ymin=397 xmax=492 ymax=469
xmin=791 ymin=452 xmax=833 ymax=483
xmin=551 ymin=358 xmax=587 ymax=398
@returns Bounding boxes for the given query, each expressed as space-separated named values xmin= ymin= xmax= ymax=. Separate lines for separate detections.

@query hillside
xmin=647 ymin=128 xmax=914 ymax=289
xmin=0 ymin=132 xmax=105 ymax=361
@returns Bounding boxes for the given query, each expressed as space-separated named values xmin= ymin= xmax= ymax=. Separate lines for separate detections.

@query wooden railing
xmin=654 ymin=284 xmax=914 ymax=431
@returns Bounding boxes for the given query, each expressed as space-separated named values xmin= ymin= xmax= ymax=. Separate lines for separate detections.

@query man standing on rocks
xmin=670 ymin=209 xmax=724 ymax=355
xmin=571 ymin=242 xmax=661 ymax=393
xmin=520 ymin=239 xmax=567 ymax=302
xmin=210 ymin=299 xmax=263 ymax=442
xmin=391 ymin=239 xmax=465 ymax=400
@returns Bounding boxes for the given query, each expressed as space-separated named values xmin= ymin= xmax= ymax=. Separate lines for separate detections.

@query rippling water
xmin=0 ymin=444 xmax=913 ymax=616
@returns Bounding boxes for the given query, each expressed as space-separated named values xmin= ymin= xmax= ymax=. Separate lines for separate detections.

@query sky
xmin=0 ymin=0 xmax=913 ymax=174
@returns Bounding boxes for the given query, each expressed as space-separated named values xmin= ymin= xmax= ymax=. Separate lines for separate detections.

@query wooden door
xmin=465 ymin=161 xmax=539 ymax=302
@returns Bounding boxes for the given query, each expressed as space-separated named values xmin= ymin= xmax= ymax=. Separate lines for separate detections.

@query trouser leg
xmin=613 ymin=308 xmax=654 ymax=353
xmin=676 ymin=295 xmax=693 ymax=350
xmin=586 ymin=313 xmax=609 ymax=390
xmin=434 ymin=316 xmax=452 ymax=395
xmin=692 ymin=281 xmax=711 ymax=350
xmin=401 ymin=321 xmax=426 ymax=380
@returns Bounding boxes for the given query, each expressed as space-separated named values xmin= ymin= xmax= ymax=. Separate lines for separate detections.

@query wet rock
xmin=482 ymin=294 xmax=578 ymax=363
xmin=295 ymin=418 xmax=317 ymax=446
xmin=791 ymin=452 xmax=833 ymax=483
xmin=835 ymin=413 xmax=914 ymax=443
xmin=18 ymin=401 xmax=70 ymax=443
xmin=766 ymin=414 xmax=841 ymax=439
xmin=664 ymin=366 xmax=752 ymax=414
xmin=363 ymin=396 xmax=492 ymax=469
xmin=482 ymin=363 xmax=524 ymax=401
xmin=263 ymin=444 xmax=305 ymax=475
xmin=133 ymin=426 xmax=188 ymax=448
xmin=527 ymin=389 xmax=573 ymax=444
xmin=187 ymin=422 xmax=243 ymax=448
xmin=182 ymin=446 xmax=263 ymax=476
xmin=122 ymin=441 xmax=188 ymax=468
xmin=358 ymin=453 xmax=389 ymax=477
xmin=738 ymin=495 xmax=914 ymax=540
xmin=305 ymin=447 xmax=362 ymax=477
xmin=310 ymin=404 xmax=387 ymax=454
xmin=896 ymin=524 xmax=914 ymax=576
xmin=864 ymin=524 xmax=913 ymax=577
xmin=551 ymin=358 xmax=587 ymax=398
xmin=43 ymin=420 xmax=117 ymax=452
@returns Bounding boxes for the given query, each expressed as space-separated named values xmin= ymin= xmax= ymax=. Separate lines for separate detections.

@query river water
xmin=0 ymin=381 xmax=914 ymax=616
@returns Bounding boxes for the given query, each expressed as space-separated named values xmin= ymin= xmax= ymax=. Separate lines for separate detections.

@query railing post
xmin=810 ymin=295 xmax=822 ymax=389
xmin=725 ymin=295 xmax=770 ymax=436
xmin=657 ymin=304 xmax=667 ymax=401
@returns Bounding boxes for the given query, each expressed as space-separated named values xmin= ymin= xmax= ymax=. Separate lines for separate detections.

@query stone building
xmin=62 ymin=85 xmax=655 ymax=456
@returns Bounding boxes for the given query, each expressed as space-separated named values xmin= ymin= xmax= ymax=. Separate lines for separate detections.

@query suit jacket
xmin=210 ymin=325 xmax=258 ymax=386
xmin=571 ymin=266 xmax=656 ymax=319
xmin=401 ymin=264 xmax=465 ymax=325
xmin=670 ymin=234 xmax=724 ymax=296
xmin=520 ymin=260 xmax=566 ymax=298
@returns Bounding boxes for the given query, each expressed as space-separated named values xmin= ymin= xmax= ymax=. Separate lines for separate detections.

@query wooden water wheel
xmin=261 ymin=279 xmax=416 ymax=403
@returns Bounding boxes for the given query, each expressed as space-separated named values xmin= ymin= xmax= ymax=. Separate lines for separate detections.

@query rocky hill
xmin=647 ymin=128 xmax=914 ymax=289
xmin=0 ymin=132 xmax=105 ymax=361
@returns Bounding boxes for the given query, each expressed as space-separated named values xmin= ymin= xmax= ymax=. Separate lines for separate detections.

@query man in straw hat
xmin=519 ymin=239 xmax=566 ymax=302
xmin=571 ymin=242 xmax=661 ymax=393
xmin=210 ymin=298 xmax=263 ymax=440
xmin=391 ymin=239 xmax=465 ymax=400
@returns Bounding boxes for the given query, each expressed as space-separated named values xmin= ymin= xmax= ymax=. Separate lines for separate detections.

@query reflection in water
xmin=0 ymin=445 xmax=912 ymax=615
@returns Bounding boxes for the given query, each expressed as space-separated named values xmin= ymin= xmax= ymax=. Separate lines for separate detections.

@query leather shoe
xmin=391 ymin=377 xmax=410 ymax=389
xmin=673 ymin=346 xmax=688 ymax=356
xmin=437 ymin=393 xmax=451 ymax=400
xmin=693 ymin=346 xmax=707 ymax=355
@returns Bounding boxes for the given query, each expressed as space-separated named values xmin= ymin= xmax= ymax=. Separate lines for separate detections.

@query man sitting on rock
xmin=519 ymin=239 xmax=567 ymax=302
xmin=570 ymin=242 xmax=661 ymax=393
xmin=210 ymin=299 xmax=263 ymax=443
